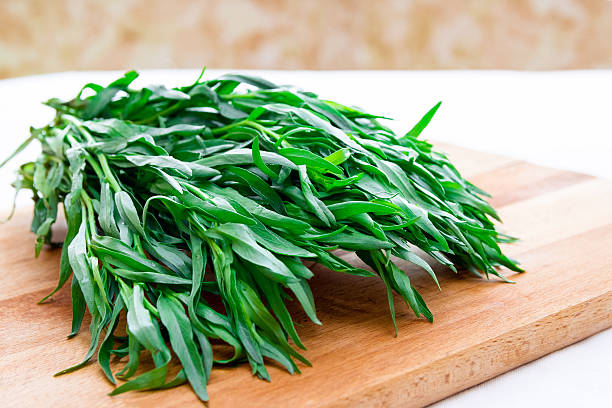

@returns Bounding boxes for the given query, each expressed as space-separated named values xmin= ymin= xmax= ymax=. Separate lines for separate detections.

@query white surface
xmin=0 ymin=70 xmax=611 ymax=407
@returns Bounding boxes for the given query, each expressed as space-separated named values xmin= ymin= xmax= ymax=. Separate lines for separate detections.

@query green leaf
xmin=98 ymin=296 xmax=125 ymax=384
xmin=248 ymin=222 xmax=315 ymax=258
xmin=197 ymin=148 xmax=297 ymax=169
xmin=114 ymin=191 xmax=146 ymax=237
xmin=403 ymin=101 xmax=441 ymax=138
xmin=83 ymin=71 xmax=139 ymax=118
xmin=211 ymin=223 xmax=298 ymax=284
xmin=324 ymin=148 xmax=351 ymax=165
xmin=158 ymin=295 xmax=209 ymax=401
xmin=98 ymin=182 xmax=120 ymax=238
xmin=328 ymin=201 xmax=400 ymax=220
xmin=317 ymin=229 xmax=394 ymax=250
xmin=121 ymin=155 xmax=192 ymax=176
xmin=279 ymin=147 xmax=343 ymax=175
xmin=91 ymin=235 xmax=170 ymax=275
xmin=251 ymin=137 xmax=279 ymax=179
xmin=225 ymin=166 xmax=286 ymax=214
xmin=112 ymin=269 xmax=192 ymax=285
xmin=68 ymin=277 xmax=86 ymax=338
xmin=125 ymin=284 xmax=170 ymax=367
xmin=67 ymin=221 xmax=96 ymax=312
xmin=298 ymin=165 xmax=335 ymax=227
xmin=287 ymin=279 xmax=320 ymax=325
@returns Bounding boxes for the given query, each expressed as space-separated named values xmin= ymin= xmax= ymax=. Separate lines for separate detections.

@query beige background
xmin=1 ymin=0 xmax=612 ymax=78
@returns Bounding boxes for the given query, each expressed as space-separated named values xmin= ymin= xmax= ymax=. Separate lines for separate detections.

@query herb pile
xmin=2 ymin=71 xmax=521 ymax=401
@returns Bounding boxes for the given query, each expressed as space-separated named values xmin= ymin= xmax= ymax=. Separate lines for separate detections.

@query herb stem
xmin=211 ymin=119 xmax=284 ymax=145
xmin=64 ymin=115 xmax=122 ymax=193
xmin=135 ymin=102 xmax=182 ymax=125
xmin=80 ymin=191 xmax=97 ymax=237
xmin=210 ymin=121 xmax=248 ymax=135
xmin=98 ymin=155 xmax=122 ymax=193
xmin=246 ymin=120 xmax=282 ymax=141
xmin=133 ymin=234 xmax=145 ymax=256
xmin=183 ymin=182 xmax=209 ymax=201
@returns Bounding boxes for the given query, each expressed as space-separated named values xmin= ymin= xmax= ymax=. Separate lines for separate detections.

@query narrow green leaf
xmin=404 ymin=101 xmax=441 ymax=138
xmin=158 ymin=295 xmax=209 ymax=402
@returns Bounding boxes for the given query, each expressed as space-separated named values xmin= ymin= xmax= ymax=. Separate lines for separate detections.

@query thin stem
xmin=0 ymin=135 xmax=34 ymax=169
xmin=210 ymin=120 xmax=249 ymax=135
xmin=219 ymin=93 xmax=260 ymax=100
xmin=133 ymin=234 xmax=145 ymax=256
xmin=98 ymin=155 xmax=122 ymax=193
xmin=65 ymin=132 xmax=106 ymax=182
xmin=142 ymin=294 xmax=160 ymax=318
xmin=246 ymin=120 xmax=282 ymax=141
xmin=80 ymin=191 xmax=97 ymax=238
xmin=210 ymin=119 xmax=284 ymax=145
xmin=183 ymin=182 xmax=209 ymax=201
xmin=64 ymin=115 xmax=122 ymax=193
xmin=85 ymin=154 xmax=105 ymax=182
xmin=135 ymin=102 xmax=182 ymax=125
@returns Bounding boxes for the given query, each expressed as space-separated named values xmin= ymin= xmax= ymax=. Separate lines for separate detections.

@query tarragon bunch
xmin=2 ymin=71 xmax=521 ymax=401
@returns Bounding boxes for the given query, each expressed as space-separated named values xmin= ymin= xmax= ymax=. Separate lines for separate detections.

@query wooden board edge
xmin=325 ymin=289 xmax=612 ymax=408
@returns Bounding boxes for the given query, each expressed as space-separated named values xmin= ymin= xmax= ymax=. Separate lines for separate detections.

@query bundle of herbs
xmin=1 ymin=71 xmax=521 ymax=401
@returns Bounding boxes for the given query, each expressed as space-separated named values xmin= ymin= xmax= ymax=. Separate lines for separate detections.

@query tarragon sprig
xmin=2 ymin=70 xmax=521 ymax=401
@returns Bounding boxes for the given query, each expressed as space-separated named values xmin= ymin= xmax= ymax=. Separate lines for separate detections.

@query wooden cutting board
xmin=1 ymin=144 xmax=611 ymax=407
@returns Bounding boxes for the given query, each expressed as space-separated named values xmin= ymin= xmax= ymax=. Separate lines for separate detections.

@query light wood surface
xmin=1 ymin=144 xmax=611 ymax=407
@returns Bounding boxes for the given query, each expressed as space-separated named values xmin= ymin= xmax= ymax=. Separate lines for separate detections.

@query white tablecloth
xmin=1 ymin=70 xmax=610 ymax=407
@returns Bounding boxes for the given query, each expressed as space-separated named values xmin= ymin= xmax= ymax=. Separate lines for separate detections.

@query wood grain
xmin=1 ymin=144 xmax=611 ymax=407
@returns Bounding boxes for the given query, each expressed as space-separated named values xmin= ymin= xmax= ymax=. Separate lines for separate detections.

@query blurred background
xmin=1 ymin=0 xmax=612 ymax=78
